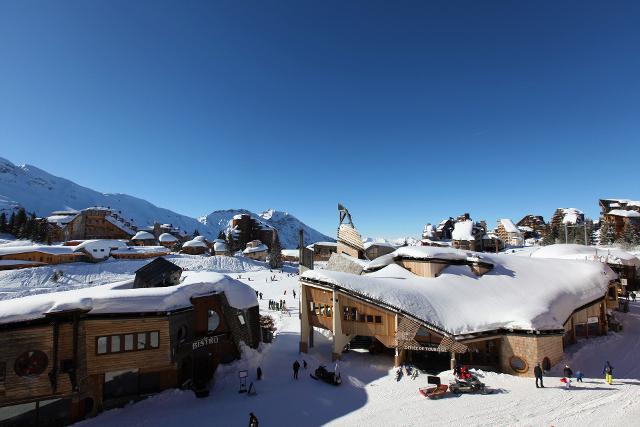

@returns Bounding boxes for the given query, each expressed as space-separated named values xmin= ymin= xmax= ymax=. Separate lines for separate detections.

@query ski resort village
xmin=0 ymin=158 xmax=640 ymax=427
xmin=2 ymin=3 xmax=640 ymax=426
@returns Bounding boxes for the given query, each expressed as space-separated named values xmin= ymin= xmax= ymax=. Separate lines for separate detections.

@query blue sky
xmin=1 ymin=1 xmax=639 ymax=238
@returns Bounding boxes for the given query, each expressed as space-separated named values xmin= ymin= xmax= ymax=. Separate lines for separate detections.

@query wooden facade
xmin=0 ymin=251 xmax=83 ymax=265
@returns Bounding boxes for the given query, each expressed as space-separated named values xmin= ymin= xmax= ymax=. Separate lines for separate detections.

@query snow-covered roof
xmin=132 ymin=231 xmax=156 ymax=241
xmin=73 ymin=240 xmax=128 ymax=259
xmin=0 ymin=259 xmax=45 ymax=267
xmin=47 ymin=213 xmax=78 ymax=227
xmin=281 ymin=249 xmax=299 ymax=258
xmin=451 ymin=220 xmax=474 ymax=241
xmin=0 ymin=245 xmax=76 ymax=257
xmin=0 ymin=271 xmax=258 ymax=325
xmin=243 ymin=244 xmax=268 ymax=254
xmin=561 ymin=208 xmax=584 ymax=224
xmin=302 ymin=247 xmax=615 ymax=335
xmin=530 ymin=244 xmax=640 ymax=267
xmin=104 ymin=215 xmax=135 ymax=235
xmin=499 ymin=219 xmax=520 ymax=234
xmin=183 ymin=239 xmax=208 ymax=248
xmin=194 ymin=236 xmax=207 ymax=242
xmin=111 ymin=246 xmax=169 ymax=255
xmin=363 ymin=241 xmax=395 ymax=250
xmin=159 ymin=233 xmax=178 ymax=243
xmin=607 ymin=209 xmax=640 ymax=218
xmin=213 ymin=241 xmax=228 ymax=252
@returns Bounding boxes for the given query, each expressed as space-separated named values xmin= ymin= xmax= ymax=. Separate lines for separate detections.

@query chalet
xmin=422 ymin=223 xmax=436 ymax=240
xmin=130 ymin=231 xmax=157 ymax=246
xmin=435 ymin=218 xmax=455 ymax=240
xmin=243 ymin=240 xmax=268 ymax=261
xmin=133 ymin=257 xmax=183 ymax=288
xmin=300 ymin=245 xmax=617 ymax=377
xmin=516 ymin=214 xmax=546 ymax=237
xmin=482 ymin=233 xmax=505 ymax=253
xmin=602 ymin=210 xmax=640 ymax=239
xmin=495 ymin=219 xmax=524 ymax=247
xmin=229 ymin=214 xmax=278 ymax=251
xmin=212 ymin=240 xmax=228 ymax=256
xmin=72 ymin=240 xmax=128 ymax=262
xmin=599 ymin=198 xmax=640 ymax=215
xmin=308 ymin=242 xmax=338 ymax=261
xmin=46 ymin=207 xmax=135 ymax=243
xmin=181 ymin=239 xmax=209 ymax=256
xmin=0 ymin=245 xmax=83 ymax=266
xmin=158 ymin=233 xmax=179 ymax=248
xmin=0 ymin=265 xmax=259 ymax=426
xmin=451 ymin=218 xmax=485 ymax=251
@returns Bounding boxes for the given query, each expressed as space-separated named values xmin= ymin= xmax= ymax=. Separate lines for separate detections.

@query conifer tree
xmin=0 ymin=212 xmax=6 ymax=233
xmin=268 ymin=236 xmax=283 ymax=269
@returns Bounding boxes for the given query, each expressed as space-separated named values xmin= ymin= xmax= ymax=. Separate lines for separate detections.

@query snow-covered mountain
xmin=199 ymin=208 xmax=334 ymax=248
xmin=0 ymin=157 xmax=333 ymax=246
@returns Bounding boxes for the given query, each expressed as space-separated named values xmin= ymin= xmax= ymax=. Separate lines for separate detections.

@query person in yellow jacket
xmin=603 ymin=361 xmax=614 ymax=385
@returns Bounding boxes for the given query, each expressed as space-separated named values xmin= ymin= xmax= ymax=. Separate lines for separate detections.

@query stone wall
xmin=500 ymin=334 xmax=564 ymax=377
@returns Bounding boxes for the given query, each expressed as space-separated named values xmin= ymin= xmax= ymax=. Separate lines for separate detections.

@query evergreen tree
xmin=12 ymin=208 xmax=27 ymax=236
xmin=193 ymin=229 xmax=200 ymax=238
xmin=217 ymin=230 xmax=226 ymax=240
xmin=0 ymin=212 xmax=6 ymax=233
xmin=8 ymin=212 xmax=16 ymax=236
xmin=599 ymin=220 xmax=615 ymax=245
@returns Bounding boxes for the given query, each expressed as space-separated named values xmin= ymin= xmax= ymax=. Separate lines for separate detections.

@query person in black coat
xmin=293 ymin=360 xmax=301 ymax=379
xmin=534 ymin=362 xmax=544 ymax=388
xmin=249 ymin=412 xmax=259 ymax=427
xmin=563 ymin=365 xmax=573 ymax=379
xmin=257 ymin=366 xmax=262 ymax=380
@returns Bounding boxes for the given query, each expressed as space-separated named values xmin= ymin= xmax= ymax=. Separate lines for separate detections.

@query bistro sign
xmin=192 ymin=335 xmax=220 ymax=350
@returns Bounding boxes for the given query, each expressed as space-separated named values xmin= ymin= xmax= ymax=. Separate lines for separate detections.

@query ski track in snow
xmin=0 ymin=254 xmax=638 ymax=426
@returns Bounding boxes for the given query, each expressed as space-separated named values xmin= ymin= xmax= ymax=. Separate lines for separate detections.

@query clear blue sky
xmin=1 ymin=1 xmax=639 ymax=238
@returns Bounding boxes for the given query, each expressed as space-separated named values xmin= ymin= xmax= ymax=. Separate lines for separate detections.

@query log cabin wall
xmin=0 ymin=322 xmax=76 ymax=405
xmin=83 ymin=317 xmax=172 ymax=376
xmin=397 ymin=259 xmax=448 ymax=278
xmin=0 ymin=252 xmax=81 ymax=265
xmin=337 ymin=294 xmax=396 ymax=343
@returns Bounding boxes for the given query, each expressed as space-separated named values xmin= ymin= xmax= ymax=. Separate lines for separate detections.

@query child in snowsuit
xmin=575 ymin=371 xmax=584 ymax=383
xmin=603 ymin=361 xmax=614 ymax=385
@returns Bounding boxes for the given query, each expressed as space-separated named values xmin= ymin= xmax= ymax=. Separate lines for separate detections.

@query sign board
xmin=587 ymin=316 xmax=599 ymax=324
xmin=621 ymin=278 xmax=627 ymax=288
xmin=191 ymin=335 xmax=220 ymax=351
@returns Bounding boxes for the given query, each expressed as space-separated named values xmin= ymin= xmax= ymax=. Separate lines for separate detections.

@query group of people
xmin=268 ymin=299 xmax=286 ymax=311
xmin=254 ymin=290 xmax=263 ymax=300
xmin=292 ymin=359 xmax=308 ymax=379
xmin=534 ymin=361 xmax=614 ymax=388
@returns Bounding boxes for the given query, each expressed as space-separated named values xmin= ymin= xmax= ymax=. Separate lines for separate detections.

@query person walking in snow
xmin=603 ymin=361 xmax=614 ymax=385
xmin=259 ymin=292 xmax=263 ymax=300
xmin=563 ymin=365 xmax=573 ymax=379
xmin=257 ymin=366 xmax=262 ymax=380
xmin=631 ymin=291 xmax=637 ymax=302
xmin=249 ymin=412 xmax=259 ymax=427
xmin=293 ymin=360 xmax=301 ymax=379
xmin=293 ymin=289 xmax=296 ymax=299
xmin=534 ymin=362 xmax=544 ymax=388
xmin=303 ymin=360 xmax=308 ymax=369
xmin=576 ymin=370 xmax=584 ymax=383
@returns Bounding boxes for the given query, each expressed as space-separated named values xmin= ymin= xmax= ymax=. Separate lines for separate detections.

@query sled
xmin=419 ymin=384 xmax=448 ymax=399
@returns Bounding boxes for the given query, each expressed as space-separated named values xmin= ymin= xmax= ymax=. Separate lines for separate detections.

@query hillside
xmin=0 ymin=157 xmax=332 ymax=246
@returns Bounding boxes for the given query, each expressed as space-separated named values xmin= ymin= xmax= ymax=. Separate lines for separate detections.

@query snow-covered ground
xmin=0 ymin=248 xmax=638 ymax=426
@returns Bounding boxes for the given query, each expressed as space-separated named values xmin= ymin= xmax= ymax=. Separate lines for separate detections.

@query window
xmin=150 ymin=331 xmax=159 ymax=349
xmin=124 ymin=334 xmax=134 ymax=351
xmin=509 ymin=356 xmax=529 ymax=373
xmin=237 ymin=313 xmax=246 ymax=325
xmin=326 ymin=306 xmax=332 ymax=318
xmin=111 ymin=335 xmax=121 ymax=353
xmin=366 ymin=315 xmax=373 ymax=323
xmin=350 ymin=307 xmax=357 ymax=321
xmin=343 ymin=307 xmax=350 ymax=321
xmin=208 ymin=309 xmax=220 ymax=332
xmin=358 ymin=314 xmax=366 ymax=322
xmin=97 ymin=337 xmax=108 ymax=354
xmin=137 ymin=333 xmax=147 ymax=350
xmin=374 ymin=316 xmax=382 ymax=324
xmin=14 ymin=350 xmax=49 ymax=377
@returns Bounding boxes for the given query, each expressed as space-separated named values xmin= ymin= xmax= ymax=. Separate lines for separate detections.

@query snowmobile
xmin=310 ymin=365 xmax=342 ymax=386
xmin=448 ymin=369 xmax=488 ymax=395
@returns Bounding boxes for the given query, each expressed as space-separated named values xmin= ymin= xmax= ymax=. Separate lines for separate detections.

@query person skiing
xmin=293 ymin=360 xmax=301 ymax=379
xmin=534 ymin=362 xmax=544 ymax=388
xmin=603 ymin=361 xmax=614 ymax=385
xmin=257 ymin=366 xmax=262 ymax=380
xmin=563 ymin=365 xmax=573 ymax=379
xmin=249 ymin=413 xmax=259 ymax=427
xmin=576 ymin=370 xmax=584 ymax=383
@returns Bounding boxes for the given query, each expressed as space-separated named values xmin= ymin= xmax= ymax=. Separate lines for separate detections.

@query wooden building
xmin=451 ymin=219 xmax=485 ymax=252
xmin=0 ymin=265 xmax=259 ymax=426
xmin=158 ymin=233 xmax=179 ymax=248
xmin=516 ymin=214 xmax=546 ymax=237
xmin=229 ymin=214 xmax=278 ymax=252
xmin=47 ymin=207 xmax=135 ymax=243
xmin=494 ymin=219 xmax=524 ymax=247
xmin=300 ymin=245 xmax=616 ymax=377
xmin=364 ymin=242 xmax=396 ymax=261
xmin=309 ymin=242 xmax=338 ymax=261
xmin=0 ymin=246 xmax=84 ymax=266
xmin=550 ymin=208 xmax=584 ymax=229
xmin=130 ymin=231 xmax=157 ymax=247
xmin=109 ymin=246 xmax=169 ymax=260
xmin=242 ymin=240 xmax=268 ymax=261
xmin=181 ymin=239 xmax=209 ymax=256
xmin=212 ymin=240 xmax=228 ymax=256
